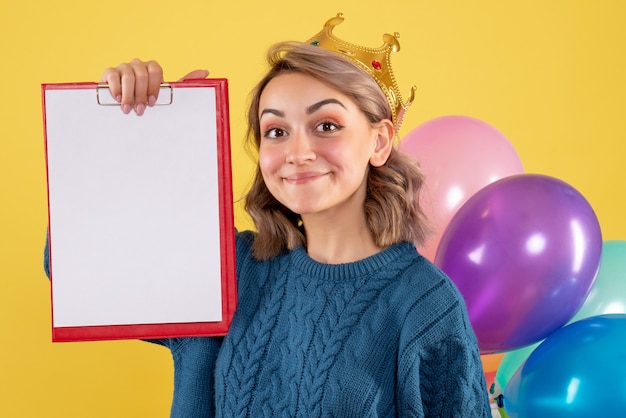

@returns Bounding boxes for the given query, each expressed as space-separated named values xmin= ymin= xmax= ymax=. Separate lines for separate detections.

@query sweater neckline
xmin=289 ymin=242 xmax=417 ymax=282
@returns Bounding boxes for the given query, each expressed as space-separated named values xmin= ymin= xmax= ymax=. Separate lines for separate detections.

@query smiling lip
xmin=282 ymin=172 xmax=328 ymax=185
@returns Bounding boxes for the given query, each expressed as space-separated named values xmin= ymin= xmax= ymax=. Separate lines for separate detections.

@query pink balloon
xmin=399 ymin=115 xmax=523 ymax=261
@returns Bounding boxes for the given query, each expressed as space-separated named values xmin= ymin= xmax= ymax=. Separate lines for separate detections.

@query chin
xmin=284 ymin=203 xmax=322 ymax=217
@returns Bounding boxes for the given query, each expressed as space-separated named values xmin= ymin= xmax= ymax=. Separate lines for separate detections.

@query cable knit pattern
xmin=44 ymin=232 xmax=489 ymax=417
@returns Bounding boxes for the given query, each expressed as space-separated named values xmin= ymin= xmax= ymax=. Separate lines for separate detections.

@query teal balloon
xmin=570 ymin=240 xmax=626 ymax=321
xmin=494 ymin=343 xmax=538 ymax=391
xmin=496 ymin=240 xmax=626 ymax=390
xmin=504 ymin=314 xmax=626 ymax=417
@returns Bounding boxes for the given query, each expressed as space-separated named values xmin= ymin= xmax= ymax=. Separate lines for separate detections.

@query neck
xmin=301 ymin=210 xmax=383 ymax=264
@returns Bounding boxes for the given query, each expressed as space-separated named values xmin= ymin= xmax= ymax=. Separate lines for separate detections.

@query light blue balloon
xmin=504 ymin=314 xmax=626 ymax=417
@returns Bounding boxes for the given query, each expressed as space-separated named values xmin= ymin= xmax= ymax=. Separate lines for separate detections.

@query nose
xmin=285 ymin=131 xmax=316 ymax=164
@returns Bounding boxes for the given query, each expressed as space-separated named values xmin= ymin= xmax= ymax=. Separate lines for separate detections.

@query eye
xmin=263 ymin=127 xmax=288 ymax=139
xmin=314 ymin=121 xmax=343 ymax=133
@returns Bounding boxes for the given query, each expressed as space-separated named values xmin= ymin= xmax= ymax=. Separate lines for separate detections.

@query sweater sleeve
xmin=396 ymin=316 xmax=491 ymax=417
xmin=167 ymin=337 xmax=223 ymax=418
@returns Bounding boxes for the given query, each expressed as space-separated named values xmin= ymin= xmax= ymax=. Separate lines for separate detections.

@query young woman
xmin=47 ymin=24 xmax=490 ymax=418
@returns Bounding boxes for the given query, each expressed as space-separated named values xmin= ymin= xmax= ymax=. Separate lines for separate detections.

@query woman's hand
xmin=100 ymin=59 xmax=209 ymax=115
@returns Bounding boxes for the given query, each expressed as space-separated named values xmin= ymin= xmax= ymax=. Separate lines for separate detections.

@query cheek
xmin=258 ymin=146 xmax=282 ymax=180
xmin=322 ymin=141 xmax=370 ymax=174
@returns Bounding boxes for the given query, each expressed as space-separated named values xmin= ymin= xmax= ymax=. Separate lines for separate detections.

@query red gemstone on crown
xmin=372 ymin=60 xmax=382 ymax=71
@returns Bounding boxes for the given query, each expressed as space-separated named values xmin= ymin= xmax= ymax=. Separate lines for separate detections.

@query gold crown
xmin=307 ymin=13 xmax=416 ymax=134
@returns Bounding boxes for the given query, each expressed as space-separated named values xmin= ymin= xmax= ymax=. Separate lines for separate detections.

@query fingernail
xmin=116 ymin=95 xmax=122 ymax=103
xmin=122 ymin=104 xmax=131 ymax=114
xmin=135 ymin=103 xmax=146 ymax=116
xmin=148 ymin=95 xmax=157 ymax=107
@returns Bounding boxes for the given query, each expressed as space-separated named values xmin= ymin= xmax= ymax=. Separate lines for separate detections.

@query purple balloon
xmin=434 ymin=174 xmax=602 ymax=353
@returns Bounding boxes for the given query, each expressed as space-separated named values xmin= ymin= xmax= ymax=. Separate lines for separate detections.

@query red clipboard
xmin=43 ymin=80 xmax=236 ymax=342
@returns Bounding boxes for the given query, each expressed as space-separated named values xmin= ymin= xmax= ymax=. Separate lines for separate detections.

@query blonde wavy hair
xmin=244 ymin=41 xmax=430 ymax=260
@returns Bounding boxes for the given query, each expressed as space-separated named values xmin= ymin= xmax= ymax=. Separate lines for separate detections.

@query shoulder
xmin=386 ymin=244 xmax=476 ymax=345
xmin=236 ymin=229 xmax=256 ymax=252
xmin=235 ymin=230 xmax=257 ymax=270
xmin=387 ymin=244 xmax=463 ymax=305
xmin=234 ymin=230 xmax=291 ymax=291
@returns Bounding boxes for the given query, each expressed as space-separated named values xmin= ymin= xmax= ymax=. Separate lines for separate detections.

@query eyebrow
xmin=306 ymin=98 xmax=347 ymax=114
xmin=259 ymin=98 xmax=347 ymax=119
xmin=259 ymin=108 xmax=285 ymax=118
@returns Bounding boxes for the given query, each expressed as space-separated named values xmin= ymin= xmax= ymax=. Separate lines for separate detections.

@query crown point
xmin=406 ymin=86 xmax=417 ymax=106
xmin=325 ymin=13 xmax=344 ymax=27
xmin=384 ymin=33 xmax=401 ymax=52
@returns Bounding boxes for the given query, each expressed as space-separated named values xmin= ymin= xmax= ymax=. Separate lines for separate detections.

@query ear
xmin=369 ymin=119 xmax=394 ymax=167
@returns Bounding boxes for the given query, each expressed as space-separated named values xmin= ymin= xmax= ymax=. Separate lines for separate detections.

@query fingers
xmin=118 ymin=62 xmax=136 ymax=114
xmin=99 ymin=58 xmax=164 ymax=115
xmin=146 ymin=60 xmax=164 ymax=107
xmin=131 ymin=59 xmax=163 ymax=115
xmin=100 ymin=67 xmax=123 ymax=105
xmin=99 ymin=60 xmax=210 ymax=115
xmin=178 ymin=69 xmax=209 ymax=81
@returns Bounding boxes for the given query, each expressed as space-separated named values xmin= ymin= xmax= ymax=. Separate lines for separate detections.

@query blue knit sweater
xmin=44 ymin=231 xmax=490 ymax=417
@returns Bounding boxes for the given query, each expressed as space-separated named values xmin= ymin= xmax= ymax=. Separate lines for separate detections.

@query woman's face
xmin=257 ymin=72 xmax=387 ymax=220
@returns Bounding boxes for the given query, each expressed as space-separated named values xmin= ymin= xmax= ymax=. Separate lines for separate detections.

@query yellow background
xmin=1 ymin=0 xmax=625 ymax=416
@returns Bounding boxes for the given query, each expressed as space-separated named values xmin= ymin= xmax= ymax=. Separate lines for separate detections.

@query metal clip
xmin=96 ymin=83 xmax=173 ymax=106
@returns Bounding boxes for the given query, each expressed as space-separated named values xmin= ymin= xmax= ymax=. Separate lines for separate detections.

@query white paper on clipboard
xmin=43 ymin=80 xmax=236 ymax=341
